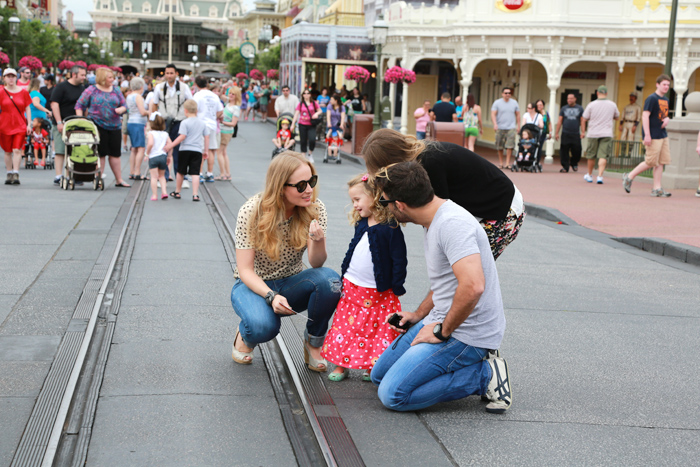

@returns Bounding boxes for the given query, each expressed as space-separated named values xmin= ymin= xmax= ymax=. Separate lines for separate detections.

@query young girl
xmin=31 ymin=118 xmax=48 ymax=167
xmin=322 ymin=174 xmax=408 ymax=381
xmin=144 ymin=112 xmax=172 ymax=201
xmin=517 ymin=129 xmax=537 ymax=162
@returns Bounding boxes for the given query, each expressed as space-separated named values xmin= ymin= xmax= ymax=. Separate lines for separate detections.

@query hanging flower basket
xmin=384 ymin=66 xmax=416 ymax=85
xmin=0 ymin=52 xmax=9 ymax=66
xmin=58 ymin=60 xmax=75 ymax=70
xmin=266 ymin=69 xmax=279 ymax=80
xmin=344 ymin=66 xmax=370 ymax=83
xmin=250 ymin=68 xmax=264 ymax=81
xmin=87 ymin=64 xmax=101 ymax=72
xmin=110 ymin=66 xmax=123 ymax=72
xmin=236 ymin=72 xmax=248 ymax=81
xmin=74 ymin=60 xmax=87 ymax=68
xmin=19 ymin=56 xmax=43 ymax=70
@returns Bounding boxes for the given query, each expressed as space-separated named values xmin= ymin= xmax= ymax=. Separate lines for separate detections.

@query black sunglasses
xmin=378 ymin=196 xmax=398 ymax=207
xmin=285 ymin=175 xmax=318 ymax=193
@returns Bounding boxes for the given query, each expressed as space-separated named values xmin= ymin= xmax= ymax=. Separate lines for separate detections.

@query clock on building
xmin=240 ymin=41 xmax=256 ymax=60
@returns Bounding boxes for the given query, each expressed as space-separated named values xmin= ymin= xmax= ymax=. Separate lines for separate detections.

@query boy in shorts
xmin=164 ymin=99 xmax=209 ymax=201
xmin=273 ymin=119 xmax=295 ymax=151
xmin=622 ymin=74 xmax=673 ymax=197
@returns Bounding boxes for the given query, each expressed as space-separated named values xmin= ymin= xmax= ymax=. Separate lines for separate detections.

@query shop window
xmin=122 ymin=41 xmax=133 ymax=55
xmin=190 ymin=5 xmax=199 ymax=16
xmin=187 ymin=44 xmax=198 ymax=54
xmin=101 ymin=0 xmax=110 ymax=10
xmin=123 ymin=1 xmax=131 ymax=12
xmin=209 ymin=6 xmax=218 ymax=17
xmin=141 ymin=42 xmax=153 ymax=54
xmin=142 ymin=2 xmax=151 ymax=13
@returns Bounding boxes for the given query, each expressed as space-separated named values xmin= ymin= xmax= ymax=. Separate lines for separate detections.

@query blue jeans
xmin=371 ymin=322 xmax=491 ymax=411
xmin=416 ymin=131 xmax=426 ymax=140
xmin=231 ymin=267 xmax=341 ymax=349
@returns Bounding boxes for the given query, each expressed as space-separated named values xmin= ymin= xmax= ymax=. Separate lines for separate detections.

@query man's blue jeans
xmin=371 ymin=321 xmax=492 ymax=411
xmin=231 ymin=267 xmax=341 ymax=348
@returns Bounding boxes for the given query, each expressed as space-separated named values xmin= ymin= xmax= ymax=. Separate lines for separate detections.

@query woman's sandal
xmin=232 ymin=330 xmax=253 ymax=365
xmin=193 ymin=195 xmax=200 ymax=202
xmin=303 ymin=341 xmax=328 ymax=372
xmin=362 ymin=371 xmax=372 ymax=382
xmin=169 ymin=191 xmax=181 ymax=199
xmin=328 ymin=367 xmax=349 ymax=382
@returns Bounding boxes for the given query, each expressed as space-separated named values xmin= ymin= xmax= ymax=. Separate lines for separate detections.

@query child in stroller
xmin=272 ymin=118 xmax=295 ymax=158
xmin=323 ymin=126 xmax=343 ymax=164
xmin=25 ymin=118 xmax=53 ymax=169
xmin=512 ymin=123 xmax=541 ymax=173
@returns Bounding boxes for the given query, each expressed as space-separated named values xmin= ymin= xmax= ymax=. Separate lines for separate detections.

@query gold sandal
xmin=303 ymin=341 xmax=328 ymax=372
xmin=232 ymin=329 xmax=253 ymax=365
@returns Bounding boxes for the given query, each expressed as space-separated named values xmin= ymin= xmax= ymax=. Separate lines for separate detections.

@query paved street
xmin=1 ymin=121 xmax=699 ymax=466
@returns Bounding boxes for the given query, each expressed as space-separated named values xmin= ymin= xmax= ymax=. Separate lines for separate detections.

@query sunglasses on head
xmin=284 ymin=174 xmax=318 ymax=193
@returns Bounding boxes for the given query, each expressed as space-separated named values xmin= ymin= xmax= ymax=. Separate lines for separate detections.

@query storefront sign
xmin=495 ymin=0 xmax=531 ymax=12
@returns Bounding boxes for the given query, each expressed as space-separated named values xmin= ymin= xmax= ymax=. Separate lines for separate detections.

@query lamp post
xmin=139 ymin=52 xmax=150 ymax=76
xmin=664 ymin=0 xmax=679 ymax=78
xmin=82 ymin=42 xmax=89 ymax=57
xmin=9 ymin=15 xmax=20 ymax=67
xmin=371 ymin=14 xmax=389 ymax=131
xmin=191 ymin=55 xmax=200 ymax=76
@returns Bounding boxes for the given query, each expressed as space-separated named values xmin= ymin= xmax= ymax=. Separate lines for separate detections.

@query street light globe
xmin=192 ymin=55 xmax=198 ymax=62
xmin=9 ymin=16 xmax=20 ymax=36
xmin=142 ymin=53 xmax=148 ymax=60
xmin=372 ymin=14 xmax=389 ymax=47
xmin=89 ymin=30 xmax=97 ymax=39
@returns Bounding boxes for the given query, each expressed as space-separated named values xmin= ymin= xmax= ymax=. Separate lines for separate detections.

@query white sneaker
xmin=182 ymin=180 xmax=190 ymax=189
xmin=583 ymin=173 xmax=593 ymax=183
xmin=596 ymin=176 xmax=604 ymax=184
xmin=306 ymin=153 xmax=315 ymax=163
xmin=157 ymin=181 xmax=161 ymax=188
xmin=485 ymin=356 xmax=512 ymax=414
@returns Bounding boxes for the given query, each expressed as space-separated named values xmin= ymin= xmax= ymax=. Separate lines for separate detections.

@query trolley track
xmin=11 ymin=177 xmax=365 ymax=466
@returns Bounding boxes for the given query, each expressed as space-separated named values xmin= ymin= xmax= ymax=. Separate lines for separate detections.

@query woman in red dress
xmin=1 ymin=68 xmax=33 ymax=185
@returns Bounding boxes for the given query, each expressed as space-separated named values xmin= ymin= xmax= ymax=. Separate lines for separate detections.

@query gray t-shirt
xmin=559 ymin=104 xmax=584 ymax=135
xmin=423 ymin=200 xmax=505 ymax=350
xmin=491 ymin=98 xmax=520 ymax=130
xmin=178 ymin=116 xmax=210 ymax=153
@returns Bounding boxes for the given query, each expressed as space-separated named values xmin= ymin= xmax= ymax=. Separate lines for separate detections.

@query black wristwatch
xmin=264 ymin=291 xmax=278 ymax=306
xmin=433 ymin=323 xmax=450 ymax=342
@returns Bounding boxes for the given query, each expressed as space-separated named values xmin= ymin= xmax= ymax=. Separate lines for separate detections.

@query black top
xmin=559 ymin=104 xmax=584 ymax=135
xmin=350 ymin=96 xmax=362 ymax=112
xmin=419 ymin=142 xmax=515 ymax=220
xmin=50 ymin=80 xmax=85 ymax=122
xmin=39 ymin=86 xmax=53 ymax=105
xmin=643 ymin=93 xmax=669 ymax=140
xmin=432 ymin=101 xmax=456 ymax=122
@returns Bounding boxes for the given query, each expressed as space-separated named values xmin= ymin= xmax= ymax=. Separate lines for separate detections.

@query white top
xmin=343 ymin=232 xmax=377 ymax=289
xmin=144 ymin=91 xmax=155 ymax=108
xmin=523 ymin=112 xmax=542 ymax=127
xmin=147 ymin=130 xmax=169 ymax=158
xmin=193 ymin=89 xmax=223 ymax=132
xmin=152 ymin=80 xmax=193 ymax=105
xmin=126 ymin=94 xmax=147 ymax=124
xmin=274 ymin=94 xmax=300 ymax=117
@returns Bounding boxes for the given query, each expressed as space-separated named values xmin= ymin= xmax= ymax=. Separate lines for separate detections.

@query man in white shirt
xmin=151 ymin=64 xmax=193 ymax=184
xmin=274 ymin=85 xmax=300 ymax=119
xmin=193 ymin=75 xmax=223 ymax=183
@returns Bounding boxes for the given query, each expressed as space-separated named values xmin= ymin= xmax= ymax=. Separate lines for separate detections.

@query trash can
xmin=268 ymin=96 xmax=278 ymax=120
xmin=425 ymin=122 xmax=465 ymax=146
xmin=352 ymin=114 xmax=375 ymax=155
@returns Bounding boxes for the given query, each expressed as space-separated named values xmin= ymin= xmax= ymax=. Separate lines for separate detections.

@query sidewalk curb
xmin=525 ymin=202 xmax=700 ymax=267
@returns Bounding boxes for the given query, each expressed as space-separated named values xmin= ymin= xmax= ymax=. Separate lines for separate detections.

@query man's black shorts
xmin=177 ymin=150 xmax=202 ymax=176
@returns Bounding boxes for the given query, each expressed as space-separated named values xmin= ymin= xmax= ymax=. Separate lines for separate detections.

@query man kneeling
xmin=371 ymin=161 xmax=512 ymax=413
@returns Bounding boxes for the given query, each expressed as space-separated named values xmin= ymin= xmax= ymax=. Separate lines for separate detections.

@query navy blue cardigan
xmin=340 ymin=218 xmax=408 ymax=296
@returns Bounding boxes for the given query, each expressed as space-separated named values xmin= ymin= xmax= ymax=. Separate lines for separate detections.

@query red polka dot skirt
xmin=321 ymin=277 xmax=401 ymax=370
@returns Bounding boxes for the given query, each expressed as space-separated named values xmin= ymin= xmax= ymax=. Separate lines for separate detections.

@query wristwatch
xmin=433 ymin=323 xmax=450 ymax=342
xmin=264 ymin=291 xmax=278 ymax=306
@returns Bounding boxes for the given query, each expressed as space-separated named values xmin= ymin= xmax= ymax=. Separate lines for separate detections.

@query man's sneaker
xmin=53 ymin=176 xmax=61 ymax=186
xmin=306 ymin=153 xmax=315 ymax=163
xmin=182 ymin=180 xmax=190 ymax=189
xmin=206 ymin=174 xmax=215 ymax=183
xmin=480 ymin=349 xmax=501 ymax=401
xmin=596 ymin=176 xmax=604 ymax=184
xmin=583 ymin=173 xmax=593 ymax=183
xmin=572 ymin=165 xmax=578 ymax=172
xmin=199 ymin=173 xmax=205 ymax=183
xmin=622 ymin=173 xmax=633 ymax=193
xmin=650 ymin=188 xmax=671 ymax=198
xmin=11 ymin=173 xmax=20 ymax=185
xmin=485 ymin=356 xmax=512 ymax=414
xmin=695 ymin=189 xmax=700 ymax=198
xmin=5 ymin=173 xmax=13 ymax=185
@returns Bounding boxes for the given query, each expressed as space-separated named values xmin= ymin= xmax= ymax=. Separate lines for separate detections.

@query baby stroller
xmin=511 ymin=123 xmax=541 ymax=173
xmin=323 ymin=127 xmax=342 ymax=164
xmin=60 ymin=116 xmax=104 ymax=190
xmin=271 ymin=113 xmax=297 ymax=159
xmin=24 ymin=118 xmax=54 ymax=170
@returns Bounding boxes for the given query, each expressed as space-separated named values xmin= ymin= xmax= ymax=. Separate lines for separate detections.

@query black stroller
xmin=511 ymin=123 xmax=541 ymax=173
xmin=24 ymin=118 xmax=54 ymax=170
xmin=272 ymin=113 xmax=297 ymax=159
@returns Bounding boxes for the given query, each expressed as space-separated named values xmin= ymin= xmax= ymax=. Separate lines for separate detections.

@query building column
xmin=518 ymin=61 xmax=530 ymax=105
xmin=400 ymin=80 xmax=409 ymax=135
xmin=546 ymin=81 xmax=561 ymax=164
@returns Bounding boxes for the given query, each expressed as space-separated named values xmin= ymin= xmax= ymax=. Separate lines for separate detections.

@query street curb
xmin=525 ymin=202 xmax=700 ymax=267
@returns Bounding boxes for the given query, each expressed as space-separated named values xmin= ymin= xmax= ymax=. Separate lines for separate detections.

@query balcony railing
xmin=318 ymin=12 xmax=365 ymax=27
xmin=606 ymin=140 xmax=652 ymax=177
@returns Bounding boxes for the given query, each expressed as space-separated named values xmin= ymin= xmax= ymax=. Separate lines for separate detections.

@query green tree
xmin=224 ymin=47 xmax=247 ymax=76
xmin=257 ymin=44 xmax=280 ymax=73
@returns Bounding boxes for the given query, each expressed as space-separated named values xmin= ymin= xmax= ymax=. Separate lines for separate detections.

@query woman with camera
xmin=230 ymin=152 xmax=341 ymax=372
